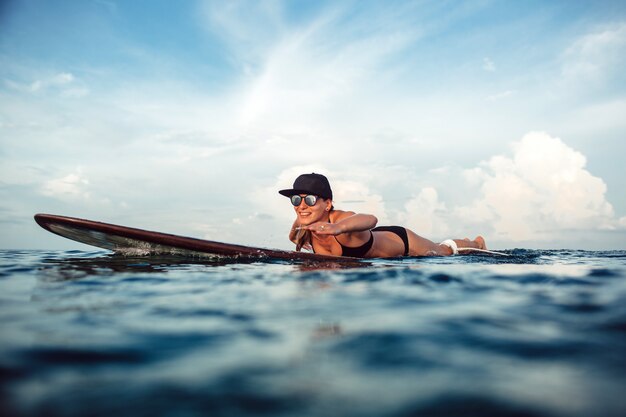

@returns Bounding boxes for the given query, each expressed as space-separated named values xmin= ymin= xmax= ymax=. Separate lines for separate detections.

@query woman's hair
xmin=294 ymin=229 xmax=311 ymax=252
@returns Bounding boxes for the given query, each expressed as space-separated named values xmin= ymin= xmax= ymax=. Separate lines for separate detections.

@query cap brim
xmin=279 ymin=188 xmax=331 ymax=198
xmin=278 ymin=188 xmax=307 ymax=197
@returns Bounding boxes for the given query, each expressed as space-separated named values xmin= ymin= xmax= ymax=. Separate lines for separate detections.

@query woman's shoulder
xmin=329 ymin=209 xmax=356 ymax=222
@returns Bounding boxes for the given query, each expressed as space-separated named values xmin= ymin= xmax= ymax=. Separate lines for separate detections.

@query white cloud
xmin=397 ymin=187 xmax=449 ymax=238
xmin=201 ymin=1 xmax=420 ymax=128
xmin=332 ymin=179 xmax=390 ymax=224
xmin=40 ymin=171 xmax=91 ymax=201
xmin=561 ymin=22 xmax=626 ymax=84
xmin=5 ymin=72 xmax=76 ymax=93
xmin=236 ymin=25 xmax=415 ymax=127
xmin=201 ymin=0 xmax=286 ymax=61
xmin=3 ymin=71 xmax=89 ymax=102
xmin=453 ymin=132 xmax=616 ymax=241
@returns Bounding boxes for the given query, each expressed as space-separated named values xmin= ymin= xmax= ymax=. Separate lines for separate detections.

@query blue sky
xmin=1 ymin=0 xmax=625 ymax=250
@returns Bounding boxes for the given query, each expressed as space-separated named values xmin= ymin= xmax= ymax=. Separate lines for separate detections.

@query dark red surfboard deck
xmin=34 ymin=213 xmax=357 ymax=262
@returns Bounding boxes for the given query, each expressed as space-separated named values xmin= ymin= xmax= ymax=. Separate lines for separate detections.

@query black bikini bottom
xmin=372 ymin=226 xmax=409 ymax=256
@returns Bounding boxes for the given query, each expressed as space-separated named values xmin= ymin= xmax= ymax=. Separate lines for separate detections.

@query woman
xmin=279 ymin=173 xmax=486 ymax=258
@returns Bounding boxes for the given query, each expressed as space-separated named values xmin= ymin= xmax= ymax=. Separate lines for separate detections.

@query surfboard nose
xmin=34 ymin=213 xmax=54 ymax=231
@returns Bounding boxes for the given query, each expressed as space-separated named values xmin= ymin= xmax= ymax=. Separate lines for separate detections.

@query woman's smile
xmin=297 ymin=210 xmax=315 ymax=223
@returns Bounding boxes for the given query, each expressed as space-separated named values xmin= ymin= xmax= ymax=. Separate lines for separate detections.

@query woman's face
xmin=293 ymin=194 xmax=331 ymax=225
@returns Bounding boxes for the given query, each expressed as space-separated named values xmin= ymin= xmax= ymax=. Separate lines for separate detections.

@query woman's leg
xmin=406 ymin=230 xmax=447 ymax=256
xmin=454 ymin=236 xmax=486 ymax=250
xmin=407 ymin=230 xmax=486 ymax=256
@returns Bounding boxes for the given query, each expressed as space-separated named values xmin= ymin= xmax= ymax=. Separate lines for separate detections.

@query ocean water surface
xmin=1 ymin=249 xmax=625 ymax=417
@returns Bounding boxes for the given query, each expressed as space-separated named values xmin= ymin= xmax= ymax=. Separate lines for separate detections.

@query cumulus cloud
xmin=257 ymin=133 xmax=621 ymax=247
xmin=397 ymin=187 xmax=449 ymax=238
xmin=453 ymin=132 xmax=615 ymax=241
xmin=332 ymin=179 xmax=390 ymax=224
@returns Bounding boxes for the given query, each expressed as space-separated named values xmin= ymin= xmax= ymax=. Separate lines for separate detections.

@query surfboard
xmin=35 ymin=213 xmax=509 ymax=261
xmin=34 ymin=213 xmax=359 ymax=262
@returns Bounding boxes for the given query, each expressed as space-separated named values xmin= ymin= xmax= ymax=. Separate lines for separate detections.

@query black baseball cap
xmin=278 ymin=173 xmax=333 ymax=200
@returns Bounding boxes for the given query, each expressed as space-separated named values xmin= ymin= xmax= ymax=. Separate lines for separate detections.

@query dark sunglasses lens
xmin=291 ymin=195 xmax=302 ymax=206
xmin=304 ymin=195 xmax=317 ymax=206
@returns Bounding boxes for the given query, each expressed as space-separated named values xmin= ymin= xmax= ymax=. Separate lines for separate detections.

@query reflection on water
xmin=37 ymin=254 xmax=370 ymax=281
xmin=0 ymin=249 xmax=625 ymax=417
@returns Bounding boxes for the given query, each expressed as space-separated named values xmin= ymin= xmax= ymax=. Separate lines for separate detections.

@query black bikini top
xmin=322 ymin=217 xmax=375 ymax=258
xmin=336 ymin=231 xmax=374 ymax=258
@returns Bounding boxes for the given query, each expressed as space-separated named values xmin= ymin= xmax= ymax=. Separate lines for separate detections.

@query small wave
xmin=332 ymin=331 xmax=440 ymax=369
xmin=151 ymin=306 xmax=254 ymax=322
xmin=18 ymin=347 xmax=147 ymax=367
xmin=587 ymin=268 xmax=621 ymax=277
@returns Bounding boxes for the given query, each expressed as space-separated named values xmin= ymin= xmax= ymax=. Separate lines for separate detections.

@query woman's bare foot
xmin=474 ymin=236 xmax=486 ymax=249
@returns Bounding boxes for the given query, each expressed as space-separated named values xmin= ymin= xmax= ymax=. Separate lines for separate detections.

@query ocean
xmin=1 ymin=249 xmax=625 ymax=417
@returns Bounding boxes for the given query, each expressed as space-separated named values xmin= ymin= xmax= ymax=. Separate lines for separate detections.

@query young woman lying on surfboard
xmin=279 ymin=173 xmax=487 ymax=258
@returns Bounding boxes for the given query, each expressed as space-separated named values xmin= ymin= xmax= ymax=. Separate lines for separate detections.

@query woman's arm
xmin=303 ymin=212 xmax=378 ymax=236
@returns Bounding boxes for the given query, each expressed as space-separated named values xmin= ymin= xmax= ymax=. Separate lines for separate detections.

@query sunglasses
xmin=290 ymin=194 xmax=318 ymax=207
